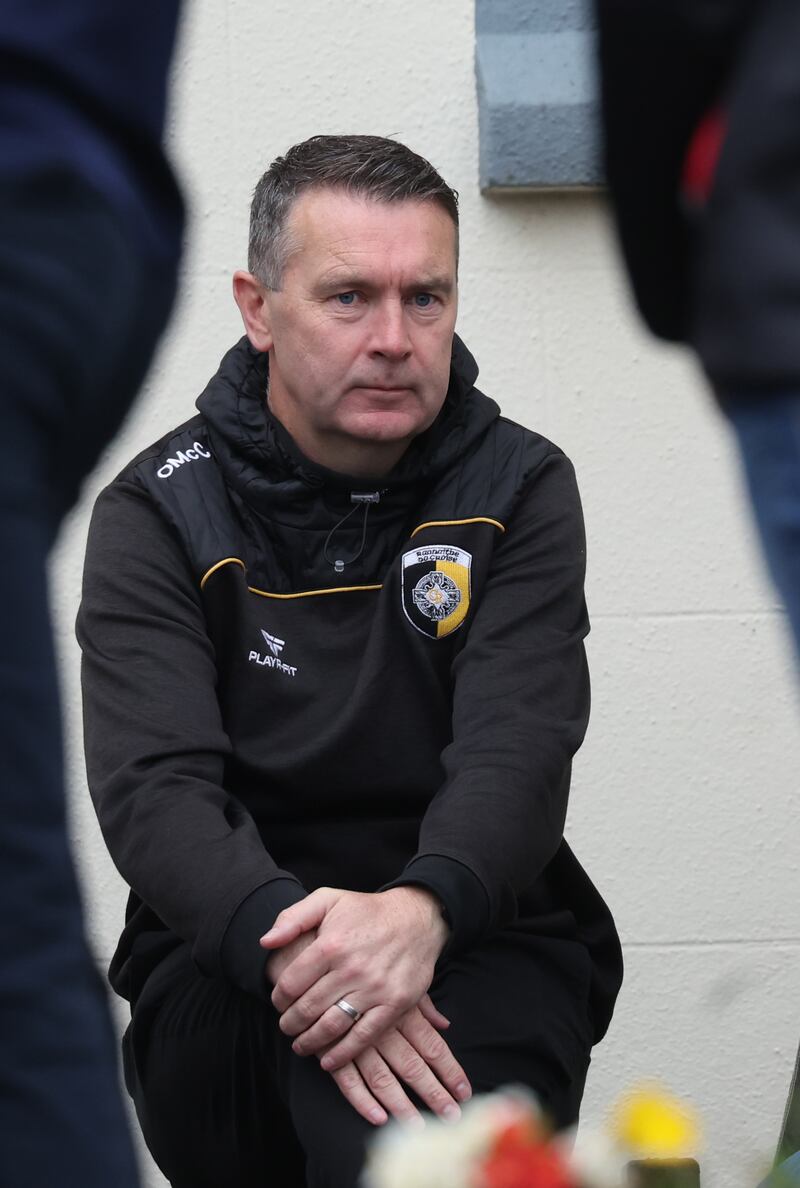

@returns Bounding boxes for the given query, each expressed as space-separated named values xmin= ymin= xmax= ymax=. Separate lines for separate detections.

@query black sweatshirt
xmin=78 ymin=336 xmax=622 ymax=1039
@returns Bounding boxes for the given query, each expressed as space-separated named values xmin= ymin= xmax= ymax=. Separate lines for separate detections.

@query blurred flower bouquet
xmin=362 ymin=1083 xmax=701 ymax=1188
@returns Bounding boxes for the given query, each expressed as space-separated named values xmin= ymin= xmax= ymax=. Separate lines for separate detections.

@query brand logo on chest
xmin=401 ymin=545 xmax=472 ymax=639
xmin=248 ymin=629 xmax=298 ymax=676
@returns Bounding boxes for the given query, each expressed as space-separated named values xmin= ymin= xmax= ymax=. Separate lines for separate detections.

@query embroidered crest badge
xmin=401 ymin=545 xmax=472 ymax=639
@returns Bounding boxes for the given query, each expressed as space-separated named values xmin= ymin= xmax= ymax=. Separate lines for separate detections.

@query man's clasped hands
xmin=260 ymin=886 xmax=473 ymax=1127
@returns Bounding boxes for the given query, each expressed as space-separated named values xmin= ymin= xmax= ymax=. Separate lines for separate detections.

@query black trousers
xmin=123 ymin=931 xmax=595 ymax=1188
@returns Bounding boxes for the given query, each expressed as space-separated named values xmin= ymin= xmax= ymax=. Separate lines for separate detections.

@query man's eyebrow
xmin=315 ymin=273 xmax=370 ymax=294
xmin=412 ymin=275 xmax=455 ymax=294
xmin=316 ymin=272 xmax=455 ymax=295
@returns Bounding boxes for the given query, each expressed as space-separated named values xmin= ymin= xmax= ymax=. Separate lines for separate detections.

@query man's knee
xmin=126 ymin=964 xmax=305 ymax=1187
xmin=280 ymin=1051 xmax=374 ymax=1188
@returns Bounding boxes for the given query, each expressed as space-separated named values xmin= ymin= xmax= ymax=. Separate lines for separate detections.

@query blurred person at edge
xmin=0 ymin=3 xmax=183 ymax=1186
xmin=595 ymin=0 xmax=800 ymax=662
xmin=596 ymin=4 xmax=800 ymax=1185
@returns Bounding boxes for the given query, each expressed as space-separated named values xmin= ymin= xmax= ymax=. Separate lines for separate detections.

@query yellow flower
xmin=610 ymin=1084 xmax=700 ymax=1158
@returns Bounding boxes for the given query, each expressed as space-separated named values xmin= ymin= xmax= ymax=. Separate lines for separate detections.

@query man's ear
xmin=232 ymin=270 xmax=273 ymax=352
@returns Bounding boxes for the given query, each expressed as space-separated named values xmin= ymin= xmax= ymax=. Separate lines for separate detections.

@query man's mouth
xmin=353 ymin=384 xmax=411 ymax=393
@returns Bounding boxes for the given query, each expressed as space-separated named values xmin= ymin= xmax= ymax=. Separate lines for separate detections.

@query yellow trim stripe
xmin=410 ymin=516 xmax=505 ymax=538
xmin=247 ymin=583 xmax=382 ymax=600
xmin=201 ymin=556 xmax=382 ymax=599
xmin=200 ymin=557 xmax=246 ymax=588
xmin=201 ymin=517 xmax=504 ymax=595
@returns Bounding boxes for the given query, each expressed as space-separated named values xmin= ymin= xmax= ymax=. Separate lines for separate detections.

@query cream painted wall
xmin=50 ymin=3 xmax=799 ymax=1186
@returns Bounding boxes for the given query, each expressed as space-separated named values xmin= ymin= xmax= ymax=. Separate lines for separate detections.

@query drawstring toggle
xmin=323 ymin=491 xmax=382 ymax=574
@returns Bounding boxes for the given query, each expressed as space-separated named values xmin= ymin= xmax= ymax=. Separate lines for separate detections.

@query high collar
xmin=196 ymin=335 xmax=498 ymax=519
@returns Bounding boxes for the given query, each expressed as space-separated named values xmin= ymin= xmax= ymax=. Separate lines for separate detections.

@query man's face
xmin=251 ymin=188 xmax=458 ymax=474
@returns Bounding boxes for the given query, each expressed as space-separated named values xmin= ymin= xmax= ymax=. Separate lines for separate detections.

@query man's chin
xmin=339 ymin=408 xmax=432 ymax=444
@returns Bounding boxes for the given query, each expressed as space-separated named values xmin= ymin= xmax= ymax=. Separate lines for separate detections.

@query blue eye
xmin=414 ymin=293 xmax=434 ymax=308
xmin=337 ymin=292 xmax=357 ymax=305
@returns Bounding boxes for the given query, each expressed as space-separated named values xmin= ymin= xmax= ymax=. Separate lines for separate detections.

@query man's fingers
xmin=277 ymin=971 xmax=346 ymax=1038
xmin=328 ymin=1061 xmax=388 ymax=1128
xmin=354 ymin=1047 xmax=423 ymax=1126
xmin=399 ymin=1009 xmax=472 ymax=1104
xmin=324 ymin=1021 xmax=466 ymax=1127
xmin=270 ymin=935 xmax=339 ymax=1013
xmin=288 ymin=993 xmax=369 ymax=1056
xmin=376 ymin=1027 xmax=461 ymax=1121
xmin=418 ymin=992 xmax=450 ymax=1031
xmin=318 ymin=991 xmax=447 ymax=1069
xmin=259 ymin=887 xmax=338 ymax=950
xmin=318 ymin=1004 xmax=398 ymax=1070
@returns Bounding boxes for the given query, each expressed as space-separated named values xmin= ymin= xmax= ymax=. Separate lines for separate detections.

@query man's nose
xmin=369 ymin=301 xmax=412 ymax=360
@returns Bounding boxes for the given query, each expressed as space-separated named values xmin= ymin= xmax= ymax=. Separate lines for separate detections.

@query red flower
xmin=478 ymin=1122 xmax=577 ymax=1188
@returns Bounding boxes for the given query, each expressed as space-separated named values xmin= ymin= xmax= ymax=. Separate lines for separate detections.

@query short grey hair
xmin=248 ymin=134 xmax=459 ymax=289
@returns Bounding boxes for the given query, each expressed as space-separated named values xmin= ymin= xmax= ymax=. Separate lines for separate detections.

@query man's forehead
xmin=286 ymin=187 xmax=457 ymax=271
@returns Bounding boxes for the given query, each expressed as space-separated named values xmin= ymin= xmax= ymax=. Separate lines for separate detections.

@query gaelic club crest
xmin=401 ymin=545 xmax=472 ymax=639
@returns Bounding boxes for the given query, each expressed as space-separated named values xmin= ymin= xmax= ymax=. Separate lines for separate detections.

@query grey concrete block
xmin=476 ymin=0 xmax=594 ymax=35
xmin=476 ymin=1 xmax=602 ymax=190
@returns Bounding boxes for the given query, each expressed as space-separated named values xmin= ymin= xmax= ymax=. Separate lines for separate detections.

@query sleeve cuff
xmin=382 ymin=854 xmax=491 ymax=958
xmin=219 ymin=878 xmax=307 ymax=1000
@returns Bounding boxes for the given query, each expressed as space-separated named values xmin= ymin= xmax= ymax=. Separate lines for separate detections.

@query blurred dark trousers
xmin=0 ymin=172 xmax=177 ymax=1187
xmin=727 ymin=394 xmax=800 ymax=663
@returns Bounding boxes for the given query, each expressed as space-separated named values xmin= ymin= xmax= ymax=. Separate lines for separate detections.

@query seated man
xmin=78 ymin=133 xmax=623 ymax=1188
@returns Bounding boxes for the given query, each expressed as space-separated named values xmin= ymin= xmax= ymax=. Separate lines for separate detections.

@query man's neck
xmin=266 ymin=398 xmax=410 ymax=479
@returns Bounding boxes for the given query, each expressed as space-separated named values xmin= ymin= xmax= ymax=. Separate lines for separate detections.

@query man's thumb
xmin=259 ymin=886 xmax=337 ymax=948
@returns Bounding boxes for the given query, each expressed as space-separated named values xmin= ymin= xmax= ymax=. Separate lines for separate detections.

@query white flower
xmin=361 ymin=1087 xmax=542 ymax=1188
xmin=559 ymin=1124 xmax=626 ymax=1188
